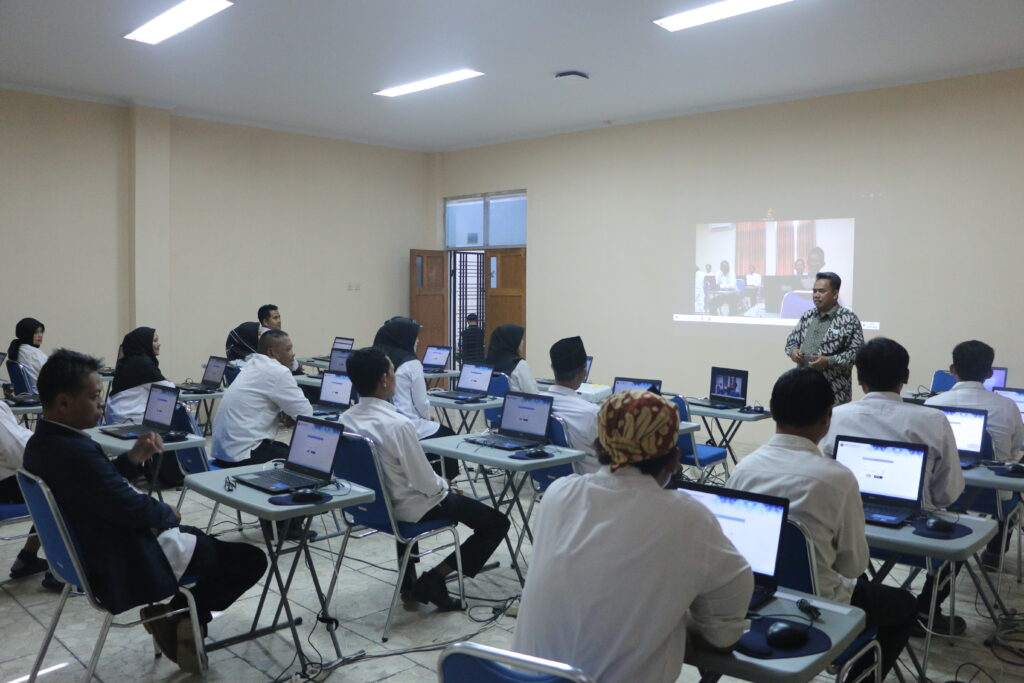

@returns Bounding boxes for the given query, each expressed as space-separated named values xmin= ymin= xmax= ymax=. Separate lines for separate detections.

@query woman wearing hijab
xmin=485 ymin=323 xmax=538 ymax=394
xmin=373 ymin=317 xmax=457 ymax=477
xmin=7 ymin=318 xmax=48 ymax=383
xmin=105 ymin=327 xmax=176 ymax=425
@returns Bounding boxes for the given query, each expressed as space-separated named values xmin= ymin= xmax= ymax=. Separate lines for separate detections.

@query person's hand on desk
xmin=128 ymin=432 xmax=163 ymax=464
xmin=808 ymin=354 xmax=829 ymax=371
xmin=789 ymin=349 xmax=805 ymax=364
xmin=279 ymin=413 xmax=296 ymax=428
xmin=170 ymin=505 xmax=182 ymax=521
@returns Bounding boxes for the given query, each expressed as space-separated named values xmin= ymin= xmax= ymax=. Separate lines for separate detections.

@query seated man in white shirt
xmin=728 ymin=368 xmax=916 ymax=680
xmin=925 ymin=340 xmax=1024 ymax=568
xmin=821 ymin=337 xmax=966 ymax=635
xmin=544 ymin=336 xmax=599 ymax=474
xmin=256 ymin=304 xmax=301 ymax=373
xmin=211 ymin=329 xmax=313 ymax=468
xmin=341 ymin=347 xmax=510 ymax=611
xmin=513 ymin=390 xmax=752 ymax=683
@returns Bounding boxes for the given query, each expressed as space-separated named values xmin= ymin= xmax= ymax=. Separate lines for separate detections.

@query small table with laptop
xmin=307 ymin=371 xmax=357 ymax=421
xmin=300 ymin=335 xmax=356 ymax=372
xmin=428 ymin=362 xmax=503 ymax=433
xmin=183 ymin=415 xmax=375 ymax=676
xmin=685 ymin=367 xmax=769 ymax=463
xmin=176 ymin=354 xmax=230 ymax=435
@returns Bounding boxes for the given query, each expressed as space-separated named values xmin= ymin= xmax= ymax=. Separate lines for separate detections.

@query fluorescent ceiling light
xmin=655 ymin=0 xmax=794 ymax=32
xmin=125 ymin=0 xmax=233 ymax=45
xmin=374 ymin=69 xmax=484 ymax=98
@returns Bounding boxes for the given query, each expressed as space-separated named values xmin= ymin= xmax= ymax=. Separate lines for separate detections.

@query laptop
xmin=983 ymin=367 xmax=1008 ymax=392
xmin=312 ymin=371 xmax=356 ymax=418
xmin=177 ymin=355 xmax=228 ymax=393
xmin=612 ymin=377 xmax=662 ymax=395
xmin=314 ymin=336 xmax=355 ymax=362
xmin=993 ymin=387 xmax=1024 ymax=420
xmin=929 ymin=405 xmax=988 ymax=468
xmin=327 ymin=347 xmax=352 ymax=374
xmin=690 ymin=367 xmax=749 ymax=409
xmin=100 ymin=384 xmax=181 ymax=439
xmin=832 ymin=435 xmax=929 ymax=527
xmin=466 ymin=392 xmax=554 ymax=450
xmin=99 ymin=344 xmax=123 ymax=376
xmin=677 ymin=482 xmax=789 ymax=610
xmin=233 ymin=416 xmax=342 ymax=493
xmin=433 ymin=363 xmax=493 ymax=400
xmin=422 ymin=345 xmax=452 ymax=372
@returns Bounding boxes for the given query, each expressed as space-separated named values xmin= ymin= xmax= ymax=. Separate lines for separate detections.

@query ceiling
xmin=2 ymin=0 xmax=1024 ymax=152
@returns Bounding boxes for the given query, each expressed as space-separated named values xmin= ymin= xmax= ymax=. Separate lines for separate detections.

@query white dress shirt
xmin=543 ymin=384 xmax=600 ymax=474
xmin=513 ymin=467 xmax=752 ymax=683
xmin=925 ymin=381 xmax=1024 ymax=462
xmin=0 ymin=402 xmax=33 ymax=482
xmin=392 ymin=360 xmax=441 ymax=439
xmin=16 ymin=345 xmax=48 ymax=383
xmin=104 ymin=380 xmax=176 ymax=426
xmin=821 ymin=392 xmax=965 ymax=509
xmin=258 ymin=325 xmax=299 ymax=372
xmin=745 ymin=272 xmax=762 ymax=287
xmin=340 ymin=397 xmax=448 ymax=522
xmin=716 ymin=270 xmax=736 ymax=290
xmin=211 ymin=354 xmax=312 ymax=463
xmin=728 ymin=434 xmax=868 ymax=603
xmin=509 ymin=360 xmax=539 ymax=394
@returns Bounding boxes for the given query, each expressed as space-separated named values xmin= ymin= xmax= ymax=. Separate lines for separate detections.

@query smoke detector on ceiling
xmin=554 ymin=70 xmax=590 ymax=82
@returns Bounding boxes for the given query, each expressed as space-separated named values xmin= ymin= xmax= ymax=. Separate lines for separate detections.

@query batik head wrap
xmin=597 ymin=390 xmax=679 ymax=472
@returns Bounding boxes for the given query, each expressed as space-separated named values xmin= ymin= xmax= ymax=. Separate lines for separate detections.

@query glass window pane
xmin=445 ymin=198 xmax=484 ymax=248
xmin=487 ymin=194 xmax=527 ymax=246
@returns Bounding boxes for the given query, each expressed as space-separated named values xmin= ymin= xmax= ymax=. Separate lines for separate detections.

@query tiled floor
xmin=2 ymin=444 xmax=1023 ymax=682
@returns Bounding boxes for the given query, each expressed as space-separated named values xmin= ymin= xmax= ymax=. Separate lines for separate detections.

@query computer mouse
xmin=765 ymin=621 xmax=809 ymax=649
xmin=1006 ymin=462 xmax=1024 ymax=475
xmin=291 ymin=488 xmax=322 ymax=503
xmin=925 ymin=515 xmax=955 ymax=533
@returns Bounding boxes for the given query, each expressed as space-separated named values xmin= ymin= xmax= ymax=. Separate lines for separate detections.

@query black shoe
xmin=910 ymin=612 xmax=966 ymax=637
xmin=411 ymin=572 xmax=464 ymax=612
xmin=399 ymin=566 xmax=418 ymax=601
xmin=141 ymin=604 xmax=178 ymax=662
xmin=9 ymin=554 xmax=48 ymax=579
xmin=41 ymin=572 xmax=63 ymax=592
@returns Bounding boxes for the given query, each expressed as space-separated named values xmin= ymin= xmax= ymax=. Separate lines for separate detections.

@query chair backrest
xmin=6 ymin=360 xmax=34 ymax=394
xmin=224 ymin=365 xmax=241 ymax=386
xmin=780 ymin=291 xmax=815 ymax=319
xmin=16 ymin=470 xmax=101 ymax=606
xmin=531 ymin=416 xmax=576 ymax=491
xmin=930 ymin=369 xmax=956 ymax=393
xmin=668 ymin=396 xmax=698 ymax=460
xmin=438 ymin=641 xmax=595 ymax=683
xmin=735 ymin=278 xmax=746 ymax=292
xmin=777 ymin=518 xmax=818 ymax=595
xmin=485 ymin=372 xmax=511 ymax=427
xmin=333 ymin=431 xmax=403 ymax=536
xmin=171 ymin=404 xmax=211 ymax=475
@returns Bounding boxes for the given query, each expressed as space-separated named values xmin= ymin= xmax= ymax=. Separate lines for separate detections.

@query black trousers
xmin=848 ymin=577 xmax=917 ymax=681
xmin=397 ymin=493 xmax=510 ymax=580
xmin=168 ymin=526 xmax=268 ymax=624
xmin=213 ymin=439 xmax=290 ymax=469
xmin=422 ymin=424 xmax=459 ymax=480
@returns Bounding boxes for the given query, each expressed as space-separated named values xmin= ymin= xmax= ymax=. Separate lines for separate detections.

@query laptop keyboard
xmin=467 ymin=434 xmax=538 ymax=450
xmin=243 ymin=470 xmax=321 ymax=490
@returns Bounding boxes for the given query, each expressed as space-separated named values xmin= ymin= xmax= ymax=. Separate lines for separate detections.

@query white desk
xmin=686 ymin=404 xmax=770 ymax=463
xmin=687 ymin=589 xmax=866 ymax=683
xmin=297 ymin=356 xmax=328 ymax=370
xmin=183 ymin=465 xmax=374 ymax=675
xmin=295 ymin=374 xmax=323 ymax=388
xmin=9 ymin=402 xmax=42 ymax=427
xmin=87 ymin=426 xmax=207 ymax=500
xmin=179 ymin=389 xmax=225 ymax=436
xmin=427 ymin=393 xmax=504 ymax=433
xmin=963 ymin=465 xmax=1024 ymax=493
xmin=424 ymin=369 xmax=459 ymax=380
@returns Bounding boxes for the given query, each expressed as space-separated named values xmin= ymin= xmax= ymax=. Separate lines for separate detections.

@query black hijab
xmin=111 ymin=327 xmax=164 ymax=395
xmin=7 ymin=317 xmax=44 ymax=362
xmin=373 ymin=317 xmax=420 ymax=369
xmin=486 ymin=324 xmax=525 ymax=375
xmin=225 ymin=322 xmax=260 ymax=361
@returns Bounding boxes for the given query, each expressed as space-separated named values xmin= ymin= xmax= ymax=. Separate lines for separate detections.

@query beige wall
xmin=434 ymin=68 xmax=1024 ymax=451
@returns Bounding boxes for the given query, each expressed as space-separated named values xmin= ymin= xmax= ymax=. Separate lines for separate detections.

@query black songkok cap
xmin=550 ymin=336 xmax=587 ymax=374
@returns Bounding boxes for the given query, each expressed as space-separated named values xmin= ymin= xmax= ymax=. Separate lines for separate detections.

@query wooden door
xmin=483 ymin=248 xmax=527 ymax=351
xmin=409 ymin=250 xmax=449 ymax=351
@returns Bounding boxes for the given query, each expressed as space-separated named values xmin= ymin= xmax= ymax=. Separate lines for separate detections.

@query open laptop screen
xmin=287 ymin=417 xmax=342 ymax=475
xmin=319 ymin=372 xmax=353 ymax=407
xmin=932 ymin=406 xmax=987 ymax=454
xmin=423 ymin=346 xmax=451 ymax=369
xmin=677 ymin=483 xmax=788 ymax=579
xmin=328 ymin=348 xmax=351 ymax=374
xmin=457 ymin=363 xmax=492 ymax=392
xmin=983 ymin=367 xmax=1008 ymax=392
xmin=202 ymin=356 xmax=228 ymax=385
xmin=710 ymin=367 xmax=748 ymax=404
xmin=143 ymin=385 xmax=178 ymax=428
xmin=332 ymin=337 xmax=354 ymax=352
xmin=994 ymin=387 xmax=1024 ymax=419
xmin=612 ymin=377 xmax=662 ymax=394
xmin=499 ymin=392 xmax=553 ymax=440
xmin=833 ymin=435 xmax=927 ymax=502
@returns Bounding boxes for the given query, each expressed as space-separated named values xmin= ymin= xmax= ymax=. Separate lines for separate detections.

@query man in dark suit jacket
xmin=458 ymin=313 xmax=485 ymax=365
xmin=24 ymin=349 xmax=267 ymax=674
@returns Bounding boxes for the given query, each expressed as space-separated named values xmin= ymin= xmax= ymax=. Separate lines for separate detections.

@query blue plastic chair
xmin=6 ymin=360 xmax=36 ymax=395
xmin=224 ymin=365 xmax=241 ymax=386
xmin=485 ymin=372 xmax=510 ymax=429
xmin=778 ymin=519 xmax=882 ymax=683
xmin=670 ymin=397 xmax=728 ymax=484
xmin=330 ymin=431 xmax=464 ymax=641
xmin=0 ymin=502 xmax=32 ymax=542
xmin=16 ymin=469 xmax=206 ymax=681
xmin=521 ymin=417 xmax=576 ymax=526
xmin=438 ymin=641 xmax=595 ymax=682
xmin=930 ymin=370 xmax=956 ymax=393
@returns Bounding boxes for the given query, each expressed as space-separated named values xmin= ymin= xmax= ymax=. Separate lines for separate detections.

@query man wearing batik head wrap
xmin=513 ymin=391 xmax=753 ymax=683
xmin=544 ymin=336 xmax=600 ymax=474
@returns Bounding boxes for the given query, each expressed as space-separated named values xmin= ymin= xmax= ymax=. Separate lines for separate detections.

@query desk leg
xmin=698 ymin=416 xmax=741 ymax=464
xmin=480 ymin=470 xmax=525 ymax=585
xmin=964 ymin=556 xmax=1009 ymax=625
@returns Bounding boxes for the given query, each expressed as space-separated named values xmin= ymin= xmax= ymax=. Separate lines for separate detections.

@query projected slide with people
xmin=675 ymin=218 xmax=875 ymax=328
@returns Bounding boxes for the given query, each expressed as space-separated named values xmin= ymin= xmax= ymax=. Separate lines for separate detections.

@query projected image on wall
xmin=677 ymin=218 xmax=857 ymax=327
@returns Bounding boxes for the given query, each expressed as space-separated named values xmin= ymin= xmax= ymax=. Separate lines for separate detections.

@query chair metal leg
xmin=29 ymin=584 xmax=71 ymax=683
xmin=451 ymin=528 xmax=465 ymax=609
xmin=383 ymin=541 xmax=417 ymax=642
xmin=84 ymin=612 xmax=114 ymax=681
xmin=178 ymin=586 xmax=208 ymax=675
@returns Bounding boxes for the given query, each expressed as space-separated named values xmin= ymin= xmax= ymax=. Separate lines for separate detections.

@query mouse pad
xmin=909 ymin=518 xmax=972 ymax=540
xmin=735 ymin=617 xmax=832 ymax=659
xmin=987 ymin=465 xmax=1024 ymax=478
xmin=268 ymin=491 xmax=332 ymax=506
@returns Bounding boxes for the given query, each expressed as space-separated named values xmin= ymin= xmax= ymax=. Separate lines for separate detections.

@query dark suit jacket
xmin=24 ymin=420 xmax=180 ymax=614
